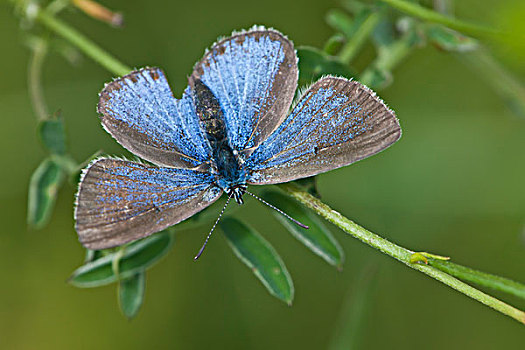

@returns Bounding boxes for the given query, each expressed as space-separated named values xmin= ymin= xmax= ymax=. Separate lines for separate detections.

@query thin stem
xmin=279 ymin=182 xmax=525 ymax=325
xmin=338 ymin=11 xmax=382 ymax=65
xmin=36 ymin=8 xmax=131 ymax=76
xmin=378 ymin=0 xmax=501 ymax=38
xmin=28 ymin=38 xmax=49 ymax=121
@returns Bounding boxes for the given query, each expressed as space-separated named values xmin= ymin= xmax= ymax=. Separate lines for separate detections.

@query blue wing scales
xmin=191 ymin=27 xmax=298 ymax=154
xmin=75 ymin=158 xmax=222 ymax=249
xmin=98 ymin=68 xmax=211 ymax=168
xmin=245 ymin=77 xmax=401 ymax=184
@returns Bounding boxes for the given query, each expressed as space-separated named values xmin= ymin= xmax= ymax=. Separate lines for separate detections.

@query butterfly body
xmin=74 ymin=26 xmax=401 ymax=250
xmin=191 ymin=78 xmax=248 ymax=203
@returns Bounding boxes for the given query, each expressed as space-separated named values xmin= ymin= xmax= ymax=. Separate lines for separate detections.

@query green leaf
xmin=409 ymin=252 xmax=428 ymax=264
xmin=429 ymin=259 xmax=525 ymax=300
xmin=27 ymin=158 xmax=63 ymax=228
xmin=326 ymin=9 xmax=354 ymax=37
xmin=341 ymin=0 xmax=368 ymax=16
xmin=323 ymin=34 xmax=345 ymax=55
xmin=38 ymin=114 xmax=66 ymax=155
xmin=358 ymin=66 xmax=392 ymax=89
xmin=220 ymin=217 xmax=294 ymax=304
xmin=119 ymin=270 xmax=146 ymax=319
xmin=293 ymin=176 xmax=320 ymax=198
xmin=372 ymin=18 xmax=396 ymax=48
xmin=260 ymin=190 xmax=344 ymax=268
xmin=69 ymin=231 xmax=173 ymax=288
xmin=425 ymin=24 xmax=478 ymax=52
xmin=297 ymin=46 xmax=354 ymax=87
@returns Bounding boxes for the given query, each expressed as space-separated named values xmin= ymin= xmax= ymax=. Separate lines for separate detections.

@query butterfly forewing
xmin=246 ymin=76 xmax=401 ymax=184
xmin=75 ymin=158 xmax=222 ymax=249
xmin=191 ymin=27 xmax=298 ymax=154
xmin=98 ymin=68 xmax=212 ymax=169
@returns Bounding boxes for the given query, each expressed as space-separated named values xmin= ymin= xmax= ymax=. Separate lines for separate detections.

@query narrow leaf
xmin=326 ymin=9 xmax=354 ymax=37
xmin=69 ymin=231 xmax=173 ymax=288
xmin=38 ymin=114 xmax=66 ymax=155
xmin=27 ymin=158 xmax=63 ymax=228
xmin=293 ymin=176 xmax=320 ymax=198
xmin=425 ymin=24 xmax=478 ymax=52
xmin=119 ymin=270 xmax=146 ymax=319
xmin=359 ymin=67 xmax=392 ymax=89
xmin=221 ymin=217 xmax=294 ymax=304
xmin=372 ymin=18 xmax=396 ymax=48
xmin=261 ymin=190 xmax=344 ymax=268
xmin=429 ymin=259 xmax=525 ymax=300
xmin=297 ymin=46 xmax=354 ymax=87
xmin=323 ymin=34 xmax=345 ymax=55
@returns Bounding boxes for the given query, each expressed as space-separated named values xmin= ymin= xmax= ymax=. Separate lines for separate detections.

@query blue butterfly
xmin=75 ymin=27 xmax=401 ymax=254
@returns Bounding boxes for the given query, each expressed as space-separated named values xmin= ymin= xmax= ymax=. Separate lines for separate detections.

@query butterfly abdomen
xmin=191 ymin=78 xmax=247 ymax=192
xmin=192 ymin=78 xmax=227 ymax=142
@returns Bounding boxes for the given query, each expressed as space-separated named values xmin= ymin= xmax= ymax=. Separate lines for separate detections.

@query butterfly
xmin=74 ymin=26 xmax=401 ymax=255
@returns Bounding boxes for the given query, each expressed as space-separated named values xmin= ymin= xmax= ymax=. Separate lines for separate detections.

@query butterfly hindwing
xmin=98 ymin=68 xmax=212 ymax=169
xmin=75 ymin=158 xmax=222 ymax=249
xmin=246 ymin=76 xmax=401 ymax=184
xmin=190 ymin=27 xmax=298 ymax=154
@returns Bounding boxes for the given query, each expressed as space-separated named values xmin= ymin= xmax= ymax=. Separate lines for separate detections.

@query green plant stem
xmin=36 ymin=9 xmax=131 ymax=76
xmin=28 ymin=38 xmax=49 ymax=121
xmin=279 ymin=182 xmax=525 ymax=325
xmin=27 ymin=4 xmax=525 ymax=325
xmin=378 ymin=0 xmax=501 ymax=38
xmin=338 ymin=11 xmax=381 ymax=64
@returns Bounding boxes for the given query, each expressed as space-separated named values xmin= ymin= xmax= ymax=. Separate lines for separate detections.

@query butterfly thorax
xmin=192 ymin=78 xmax=247 ymax=203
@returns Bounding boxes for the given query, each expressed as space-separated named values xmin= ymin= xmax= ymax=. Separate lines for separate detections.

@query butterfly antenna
xmin=245 ymin=190 xmax=309 ymax=229
xmin=194 ymin=193 xmax=233 ymax=261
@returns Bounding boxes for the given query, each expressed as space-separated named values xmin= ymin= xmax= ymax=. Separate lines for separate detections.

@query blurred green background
xmin=1 ymin=0 xmax=524 ymax=349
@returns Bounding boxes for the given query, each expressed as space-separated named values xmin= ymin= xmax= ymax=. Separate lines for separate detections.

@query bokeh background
xmin=1 ymin=0 xmax=524 ymax=349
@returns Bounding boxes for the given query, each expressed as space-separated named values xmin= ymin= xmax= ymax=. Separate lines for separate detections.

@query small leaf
xmin=293 ymin=176 xmax=320 ymax=198
xmin=425 ymin=24 xmax=478 ymax=52
xmin=221 ymin=217 xmax=294 ymax=304
xmin=372 ymin=18 xmax=396 ymax=48
xmin=409 ymin=252 xmax=428 ymax=265
xmin=341 ymin=0 xmax=369 ymax=16
xmin=69 ymin=231 xmax=173 ymax=288
xmin=38 ymin=113 xmax=66 ymax=155
xmin=429 ymin=259 xmax=525 ymax=300
xmin=326 ymin=9 xmax=354 ymax=37
xmin=27 ymin=158 xmax=63 ymax=228
xmin=119 ymin=270 xmax=146 ymax=319
xmin=359 ymin=67 xmax=392 ymax=89
xmin=261 ymin=190 xmax=344 ymax=268
xmin=297 ymin=46 xmax=354 ymax=87
xmin=419 ymin=251 xmax=450 ymax=261
xmin=323 ymin=34 xmax=345 ymax=55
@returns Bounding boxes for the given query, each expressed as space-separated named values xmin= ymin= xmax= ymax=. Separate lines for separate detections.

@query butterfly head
xmin=225 ymin=184 xmax=247 ymax=204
